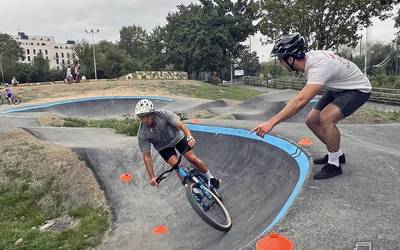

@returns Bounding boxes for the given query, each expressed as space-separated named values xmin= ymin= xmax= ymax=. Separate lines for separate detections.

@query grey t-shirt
xmin=138 ymin=109 xmax=184 ymax=153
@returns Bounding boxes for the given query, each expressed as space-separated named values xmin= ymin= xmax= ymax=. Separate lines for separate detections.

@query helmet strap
xmin=284 ymin=57 xmax=297 ymax=72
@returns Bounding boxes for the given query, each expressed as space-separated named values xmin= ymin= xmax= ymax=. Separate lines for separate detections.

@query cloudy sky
xmin=1 ymin=0 xmax=398 ymax=61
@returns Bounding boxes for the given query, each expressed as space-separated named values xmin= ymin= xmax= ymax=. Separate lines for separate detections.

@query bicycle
xmin=156 ymin=148 xmax=232 ymax=231
xmin=0 ymin=92 xmax=21 ymax=105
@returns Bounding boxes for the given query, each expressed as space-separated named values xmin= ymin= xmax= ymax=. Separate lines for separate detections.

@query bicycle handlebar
xmin=155 ymin=147 xmax=191 ymax=184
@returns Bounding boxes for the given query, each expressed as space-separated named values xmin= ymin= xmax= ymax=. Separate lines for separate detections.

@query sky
xmin=1 ymin=0 xmax=398 ymax=62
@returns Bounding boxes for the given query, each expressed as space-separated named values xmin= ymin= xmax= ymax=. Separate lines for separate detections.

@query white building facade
xmin=14 ymin=32 xmax=77 ymax=70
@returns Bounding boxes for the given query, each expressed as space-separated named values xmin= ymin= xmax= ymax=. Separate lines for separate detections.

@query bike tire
xmin=186 ymin=182 xmax=232 ymax=231
xmin=11 ymin=97 xmax=21 ymax=105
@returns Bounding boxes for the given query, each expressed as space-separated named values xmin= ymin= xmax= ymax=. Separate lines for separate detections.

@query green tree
xmin=147 ymin=26 xmax=167 ymax=70
xmin=237 ymin=49 xmax=261 ymax=76
xmin=31 ymin=53 xmax=50 ymax=82
xmin=75 ymin=40 xmax=136 ymax=79
xmin=0 ymin=33 xmax=24 ymax=82
xmin=74 ymin=41 xmax=96 ymax=78
xmin=96 ymin=40 xmax=135 ymax=78
xmin=164 ymin=0 xmax=258 ymax=75
xmin=119 ymin=25 xmax=148 ymax=69
xmin=259 ymin=0 xmax=394 ymax=50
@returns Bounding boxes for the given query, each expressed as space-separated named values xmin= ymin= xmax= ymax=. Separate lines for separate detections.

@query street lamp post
xmin=85 ymin=29 xmax=100 ymax=80
xmin=364 ymin=26 xmax=368 ymax=75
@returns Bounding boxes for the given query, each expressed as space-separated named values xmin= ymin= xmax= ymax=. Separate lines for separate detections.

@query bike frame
xmin=156 ymin=148 xmax=213 ymax=199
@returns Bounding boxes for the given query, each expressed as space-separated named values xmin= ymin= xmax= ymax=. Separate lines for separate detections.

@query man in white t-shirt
xmin=251 ymin=33 xmax=371 ymax=179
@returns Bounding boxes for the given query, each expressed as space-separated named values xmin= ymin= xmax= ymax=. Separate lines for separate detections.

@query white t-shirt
xmin=304 ymin=50 xmax=371 ymax=93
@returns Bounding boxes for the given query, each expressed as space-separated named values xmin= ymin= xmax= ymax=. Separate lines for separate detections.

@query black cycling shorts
xmin=314 ymin=89 xmax=371 ymax=117
xmin=158 ymin=137 xmax=190 ymax=162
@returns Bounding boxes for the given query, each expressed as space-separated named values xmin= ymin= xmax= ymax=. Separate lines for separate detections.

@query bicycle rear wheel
xmin=11 ymin=97 xmax=21 ymax=105
xmin=186 ymin=182 xmax=232 ymax=231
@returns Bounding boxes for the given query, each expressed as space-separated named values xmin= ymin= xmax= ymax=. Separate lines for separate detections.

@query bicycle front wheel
xmin=12 ymin=97 xmax=21 ymax=105
xmin=186 ymin=182 xmax=232 ymax=231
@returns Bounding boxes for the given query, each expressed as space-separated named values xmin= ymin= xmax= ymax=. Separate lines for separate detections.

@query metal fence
xmin=242 ymin=76 xmax=400 ymax=105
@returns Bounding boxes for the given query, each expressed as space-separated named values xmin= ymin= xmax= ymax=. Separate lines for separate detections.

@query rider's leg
xmin=159 ymin=147 xmax=183 ymax=181
xmin=184 ymin=150 xmax=208 ymax=174
xmin=319 ymin=104 xmax=344 ymax=165
xmin=306 ymin=90 xmax=335 ymax=145
xmin=305 ymin=109 xmax=326 ymax=144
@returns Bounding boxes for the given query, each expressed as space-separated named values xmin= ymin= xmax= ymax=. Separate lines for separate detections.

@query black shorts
xmin=314 ymin=89 xmax=371 ymax=117
xmin=158 ymin=137 xmax=190 ymax=162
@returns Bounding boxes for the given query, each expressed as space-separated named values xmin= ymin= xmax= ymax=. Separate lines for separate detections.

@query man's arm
xmin=251 ymin=84 xmax=322 ymax=137
xmin=176 ymin=121 xmax=196 ymax=147
xmin=143 ymin=151 xmax=157 ymax=186
xmin=176 ymin=121 xmax=192 ymax=138
xmin=271 ymin=84 xmax=321 ymax=125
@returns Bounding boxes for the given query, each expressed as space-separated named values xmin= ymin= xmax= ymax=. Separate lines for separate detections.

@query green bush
xmin=61 ymin=117 xmax=139 ymax=136
xmin=370 ymin=75 xmax=400 ymax=89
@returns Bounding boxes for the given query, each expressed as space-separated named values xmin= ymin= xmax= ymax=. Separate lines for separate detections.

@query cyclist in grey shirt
xmin=135 ymin=99 xmax=221 ymax=188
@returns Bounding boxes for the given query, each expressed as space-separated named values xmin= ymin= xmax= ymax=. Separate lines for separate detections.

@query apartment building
xmin=14 ymin=32 xmax=77 ymax=70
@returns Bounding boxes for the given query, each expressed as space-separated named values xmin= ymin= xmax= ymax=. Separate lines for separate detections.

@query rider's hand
xmin=250 ymin=120 xmax=274 ymax=138
xmin=187 ymin=136 xmax=196 ymax=147
xmin=150 ymin=177 xmax=158 ymax=187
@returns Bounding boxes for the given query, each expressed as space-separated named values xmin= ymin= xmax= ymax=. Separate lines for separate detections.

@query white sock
xmin=203 ymin=170 xmax=214 ymax=180
xmin=328 ymin=151 xmax=341 ymax=167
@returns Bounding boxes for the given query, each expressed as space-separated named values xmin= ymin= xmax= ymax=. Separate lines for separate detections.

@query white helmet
xmin=134 ymin=99 xmax=155 ymax=116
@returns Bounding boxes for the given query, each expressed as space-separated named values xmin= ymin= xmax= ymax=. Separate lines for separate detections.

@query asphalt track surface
xmin=1 ymin=89 xmax=399 ymax=249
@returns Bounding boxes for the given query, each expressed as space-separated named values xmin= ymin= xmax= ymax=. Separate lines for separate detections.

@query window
xmin=67 ymin=53 xmax=70 ymax=58
xmin=61 ymin=53 xmax=64 ymax=58
xmin=41 ymin=43 xmax=46 ymax=45
xmin=62 ymin=59 xmax=65 ymax=65
xmin=28 ymin=56 xmax=31 ymax=61
xmin=72 ymin=53 xmax=76 ymax=58
xmin=67 ymin=59 xmax=71 ymax=65
xmin=45 ymin=56 xmax=48 ymax=60
xmin=55 ymin=52 xmax=59 ymax=58
xmin=54 ymin=46 xmax=58 ymax=49
xmin=39 ymin=49 xmax=42 ymax=54
xmin=47 ymin=38 xmax=50 ymax=41
xmin=27 ymin=49 xmax=30 ymax=54
xmin=33 ymin=49 xmax=36 ymax=54
xmin=66 ymin=46 xmax=68 ymax=49
xmin=56 ymin=59 xmax=59 ymax=64
xmin=31 ymin=42 xmax=33 ymax=45
xmin=45 ymin=50 xmax=48 ymax=55
xmin=37 ymin=43 xmax=39 ymax=45
xmin=57 ymin=66 xmax=60 ymax=70
xmin=60 ymin=46 xmax=62 ymax=49
xmin=40 ymin=38 xmax=43 ymax=40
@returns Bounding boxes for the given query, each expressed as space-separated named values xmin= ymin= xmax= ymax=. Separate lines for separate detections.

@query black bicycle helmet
xmin=271 ymin=33 xmax=306 ymax=59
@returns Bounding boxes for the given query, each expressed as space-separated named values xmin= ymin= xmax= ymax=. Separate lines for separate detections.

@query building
xmin=14 ymin=32 xmax=77 ymax=70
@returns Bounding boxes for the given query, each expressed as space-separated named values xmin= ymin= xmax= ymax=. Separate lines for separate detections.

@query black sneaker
xmin=313 ymin=154 xmax=346 ymax=164
xmin=209 ymin=178 xmax=221 ymax=189
xmin=313 ymin=164 xmax=342 ymax=179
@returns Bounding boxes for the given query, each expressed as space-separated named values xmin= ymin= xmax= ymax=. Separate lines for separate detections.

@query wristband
xmin=187 ymin=136 xmax=194 ymax=142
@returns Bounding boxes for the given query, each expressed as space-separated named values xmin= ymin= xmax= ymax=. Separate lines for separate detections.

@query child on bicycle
xmin=5 ymin=84 xmax=13 ymax=104
xmin=135 ymin=99 xmax=221 ymax=189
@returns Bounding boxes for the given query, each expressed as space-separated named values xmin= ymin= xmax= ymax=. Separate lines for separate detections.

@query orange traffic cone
xmin=256 ymin=232 xmax=293 ymax=250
